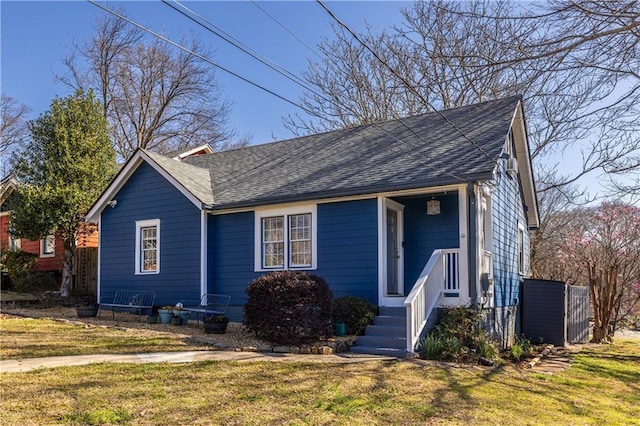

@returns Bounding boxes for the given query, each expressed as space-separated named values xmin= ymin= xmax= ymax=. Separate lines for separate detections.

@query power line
xmin=87 ymin=0 xmax=318 ymax=117
xmin=315 ymin=0 xmax=498 ymax=164
xmin=250 ymin=0 xmax=325 ymax=61
xmin=162 ymin=0 xmax=331 ymax=102
xmin=87 ymin=0 xmax=468 ymax=183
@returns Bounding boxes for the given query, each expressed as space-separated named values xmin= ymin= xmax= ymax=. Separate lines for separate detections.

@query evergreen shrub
xmin=243 ymin=271 xmax=333 ymax=344
xmin=332 ymin=296 xmax=377 ymax=335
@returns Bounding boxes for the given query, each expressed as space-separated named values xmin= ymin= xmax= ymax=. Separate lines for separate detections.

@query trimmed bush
xmin=243 ymin=271 xmax=333 ymax=344
xmin=332 ymin=296 xmax=377 ymax=335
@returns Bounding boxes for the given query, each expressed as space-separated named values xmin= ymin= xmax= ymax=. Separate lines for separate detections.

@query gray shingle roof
xmin=144 ymin=150 xmax=215 ymax=205
xmin=177 ymin=96 xmax=521 ymax=209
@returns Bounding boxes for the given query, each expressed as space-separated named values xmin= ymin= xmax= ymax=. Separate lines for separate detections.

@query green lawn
xmin=1 ymin=317 xmax=639 ymax=425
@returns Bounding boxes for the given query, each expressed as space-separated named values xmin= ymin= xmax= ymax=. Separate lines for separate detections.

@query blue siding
xmin=491 ymin=162 xmax=530 ymax=308
xmin=100 ymin=162 xmax=202 ymax=307
xmin=316 ymin=199 xmax=378 ymax=303
xmin=394 ymin=195 xmax=459 ymax=292
xmin=208 ymin=211 xmax=256 ymax=320
xmin=209 ymin=199 xmax=379 ymax=321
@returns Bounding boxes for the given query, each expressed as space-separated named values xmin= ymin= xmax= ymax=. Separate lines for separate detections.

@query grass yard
xmin=0 ymin=317 xmax=209 ymax=359
xmin=1 ymin=316 xmax=639 ymax=425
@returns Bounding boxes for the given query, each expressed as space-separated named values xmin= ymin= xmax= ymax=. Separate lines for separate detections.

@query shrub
xmin=418 ymin=307 xmax=499 ymax=363
xmin=243 ymin=271 xmax=333 ymax=344
xmin=1 ymin=250 xmax=39 ymax=292
xmin=509 ymin=335 xmax=533 ymax=362
xmin=417 ymin=334 xmax=444 ymax=360
xmin=332 ymin=296 xmax=377 ymax=335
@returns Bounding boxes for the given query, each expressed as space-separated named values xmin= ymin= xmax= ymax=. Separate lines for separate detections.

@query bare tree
xmin=0 ymin=94 xmax=31 ymax=177
xmin=59 ymin=11 xmax=244 ymax=160
xmin=290 ymin=0 xmax=640 ymax=199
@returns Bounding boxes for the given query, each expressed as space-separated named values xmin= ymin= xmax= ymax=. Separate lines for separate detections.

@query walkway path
xmin=0 ymin=351 xmax=395 ymax=373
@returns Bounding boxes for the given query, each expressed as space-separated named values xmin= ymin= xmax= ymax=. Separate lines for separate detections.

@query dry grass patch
xmin=1 ymin=341 xmax=639 ymax=425
xmin=0 ymin=317 xmax=209 ymax=359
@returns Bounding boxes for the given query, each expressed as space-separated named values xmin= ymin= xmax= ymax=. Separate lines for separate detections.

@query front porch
xmin=353 ymin=185 xmax=492 ymax=356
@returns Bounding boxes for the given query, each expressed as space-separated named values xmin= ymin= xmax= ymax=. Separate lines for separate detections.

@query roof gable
xmin=85 ymin=149 xmax=213 ymax=222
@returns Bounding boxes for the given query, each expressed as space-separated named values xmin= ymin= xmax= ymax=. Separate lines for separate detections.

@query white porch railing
xmin=404 ymin=249 xmax=460 ymax=353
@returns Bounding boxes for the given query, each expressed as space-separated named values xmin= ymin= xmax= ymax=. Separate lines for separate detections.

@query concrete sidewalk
xmin=0 ymin=351 xmax=396 ymax=373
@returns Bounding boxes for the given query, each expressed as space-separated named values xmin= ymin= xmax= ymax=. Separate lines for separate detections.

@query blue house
xmin=85 ymin=96 xmax=539 ymax=355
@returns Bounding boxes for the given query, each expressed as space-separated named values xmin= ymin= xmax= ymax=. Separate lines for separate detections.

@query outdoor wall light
xmin=107 ymin=200 xmax=118 ymax=208
xmin=426 ymin=198 xmax=440 ymax=215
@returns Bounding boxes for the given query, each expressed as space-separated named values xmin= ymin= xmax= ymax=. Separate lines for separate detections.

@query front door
xmin=386 ymin=208 xmax=399 ymax=294
xmin=380 ymin=198 xmax=404 ymax=307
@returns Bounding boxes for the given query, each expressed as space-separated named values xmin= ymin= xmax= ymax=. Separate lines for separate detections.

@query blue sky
xmin=1 ymin=0 xmax=410 ymax=145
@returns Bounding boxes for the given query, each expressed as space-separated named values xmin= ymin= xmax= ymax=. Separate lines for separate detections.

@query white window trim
xmin=40 ymin=235 xmax=55 ymax=258
xmin=254 ymin=204 xmax=317 ymax=272
xmin=135 ymin=219 xmax=160 ymax=275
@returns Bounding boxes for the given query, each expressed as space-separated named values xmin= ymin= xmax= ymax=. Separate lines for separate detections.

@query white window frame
xmin=254 ymin=204 xmax=317 ymax=272
xmin=135 ymin=219 xmax=160 ymax=275
xmin=9 ymin=235 xmax=21 ymax=251
xmin=40 ymin=235 xmax=55 ymax=258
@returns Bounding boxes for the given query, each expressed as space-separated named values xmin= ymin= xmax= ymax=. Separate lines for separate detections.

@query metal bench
xmin=180 ymin=293 xmax=231 ymax=324
xmin=98 ymin=290 xmax=156 ymax=321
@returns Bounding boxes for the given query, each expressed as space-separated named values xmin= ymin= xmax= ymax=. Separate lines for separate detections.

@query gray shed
xmin=522 ymin=279 xmax=589 ymax=346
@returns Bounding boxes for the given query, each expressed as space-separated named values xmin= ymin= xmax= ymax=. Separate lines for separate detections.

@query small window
xmin=255 ymin=205 xmax=316 ymax=271
xmin=135 ymin=219 xmax=160 ymax=274
xmin=40 ymin=235 xmax=55 ymax=258
xmin=9 ymin=236 xmax=21 ymax=251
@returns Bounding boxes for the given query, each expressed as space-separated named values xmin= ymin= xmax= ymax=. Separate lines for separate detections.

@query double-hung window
xmin=135 ymin=219 xmax=160 ymax=274
xmin=40 ymin=235 xmax=55 ymax=258
xmin=255 ymin=205 xmax=316 ymax=271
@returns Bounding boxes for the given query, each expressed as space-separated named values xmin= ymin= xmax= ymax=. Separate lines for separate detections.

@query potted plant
xmin=158 ymin=306 xmax=175 ymax=324
xmin=202 ymin=314 xmax=229 ymax=334
xmin=75 ymin=299 xmax=99 ymax=318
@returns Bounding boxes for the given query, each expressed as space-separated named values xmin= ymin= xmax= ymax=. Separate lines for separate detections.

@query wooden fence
xmin=72 ymin=247 xmax=98 ymax=296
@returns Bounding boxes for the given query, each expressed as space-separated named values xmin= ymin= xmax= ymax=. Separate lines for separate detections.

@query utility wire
xmin=315 ymin=0 xmax=498 ymax=163
xmin=250 ymin=0 xmax=325 ymax=60
xmin=88 ymin=0 xmax=466 ymax=182
xmin=162 ymin=0 xmax=330 ymax=102
xmin=87 ymin=0 xmax=319 ymax=117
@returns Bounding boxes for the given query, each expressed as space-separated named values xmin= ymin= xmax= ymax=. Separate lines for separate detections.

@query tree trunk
xmin=588 ymin=263 xmax=619 ymax=343
xmin=60 ymin=240 xmax=76 ymax=298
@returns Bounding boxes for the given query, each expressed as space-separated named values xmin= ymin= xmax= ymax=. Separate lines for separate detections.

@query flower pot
xmin=76 ymin=306 xmax=98 ymax=318
xmin=179 ymin=310 xmax=191 ymax=325
xmin=147 ymin=315 xmax=158 ymax=324
xmin=333 ymin=321 xmax=346 ymax=337
xmin=158 ymin=309 xmax=173 ymax=324
xmin=203 ymin=318 xmax=229 ymax=334
xmin=171 ymin=316 xmax=181 ymax=325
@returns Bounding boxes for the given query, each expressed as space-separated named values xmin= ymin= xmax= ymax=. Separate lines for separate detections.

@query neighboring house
xmin=0 ymin=177 xmax=98 ymax=284
xmin=86 ymin=96 xmax=539 ymax=354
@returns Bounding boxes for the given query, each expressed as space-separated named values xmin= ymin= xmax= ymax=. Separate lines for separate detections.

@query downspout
xmin=467 ymin=182 xmax=478 ymax=307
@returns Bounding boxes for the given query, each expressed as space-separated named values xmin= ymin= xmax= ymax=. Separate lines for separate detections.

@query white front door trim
xmin=377 ymin=197 xmax=405 ymax=307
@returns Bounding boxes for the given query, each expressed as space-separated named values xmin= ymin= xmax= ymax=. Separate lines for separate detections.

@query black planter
xmin=76 ymin=306 xmax=98 ymax=318
xmin=203 ymin=318 xmax=229 ymax=334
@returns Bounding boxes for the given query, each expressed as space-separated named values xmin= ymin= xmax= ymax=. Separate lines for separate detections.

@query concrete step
xmin=364 ymin=324 xmax=406 ymax=336
xmin=351 ymin=345 xmax=406 ymax=358
xmin=373 ymin=315 xmax=406 ymax=327
xmin=356 ymin=335 xmax=406 ymax=349
xmin=378 ymin=306 xmax=405 ymax=317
